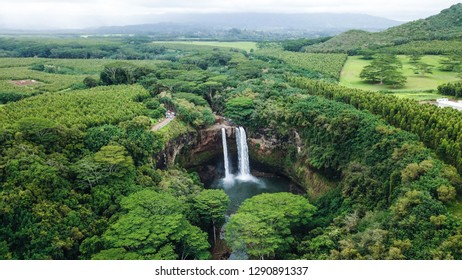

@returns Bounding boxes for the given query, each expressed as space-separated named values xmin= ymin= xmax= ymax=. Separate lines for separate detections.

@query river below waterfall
xmin=208 ymin=175 xmax=296 ymax=214
xmin=201 ymin=126 xmax=303 ymax=259
xmin=207 ymin=172 xmax=299 ymax=260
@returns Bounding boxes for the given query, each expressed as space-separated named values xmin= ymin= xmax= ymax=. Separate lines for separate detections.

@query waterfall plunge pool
xmin=199 ymin=160 xmax=302 ymax=260
xmin=196 ymin=127 xmax=304 ymax=259
xmin=204 ymin=127 xmax=303 ymax=214
xmin=208 ymin=175 xmax=301 ymax=214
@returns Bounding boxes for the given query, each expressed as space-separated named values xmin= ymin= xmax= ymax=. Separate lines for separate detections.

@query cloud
xmin=0 ymin=0 xmax=461 ymax=29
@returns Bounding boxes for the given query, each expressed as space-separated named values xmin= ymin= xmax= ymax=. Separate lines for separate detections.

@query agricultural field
xmin=340 ymin=55 xmax=461 ymax=99
xmin=255 ymin=49 xmax=347 ymax=79
xmin=0 ymin=84 xmax=149 ymax=130
xmin=0 ymin=58 xmax=163 ymax=102
xmin=0 ymin=66 xmax=91 ymax=95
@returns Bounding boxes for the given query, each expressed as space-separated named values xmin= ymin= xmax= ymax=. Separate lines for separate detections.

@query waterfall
xmin=221 ymin=128 xmax=232 ymax=181
xmin=236 ymin=126 xmax=251 ymax=178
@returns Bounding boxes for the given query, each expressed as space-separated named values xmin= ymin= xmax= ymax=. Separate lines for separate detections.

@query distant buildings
xmin=436 ymin=98 xmax=462 ymax=111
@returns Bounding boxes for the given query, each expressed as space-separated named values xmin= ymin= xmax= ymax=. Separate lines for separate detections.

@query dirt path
xmin=151 ymin=117 xmax=175 ymax=131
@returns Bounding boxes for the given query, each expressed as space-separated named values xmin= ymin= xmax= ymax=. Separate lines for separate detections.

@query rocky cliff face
xmin=247 ymin=129 xmax=336 ymax=199
xmin=189 ymin=124 xmax=235 ymax=163
xmin=158 ymin=123 xmax=235 ymax=169
xmin=156 ymin=131 xmax=196 ymax=169
xmin=158 ymin=123 xmax=335 ymax=199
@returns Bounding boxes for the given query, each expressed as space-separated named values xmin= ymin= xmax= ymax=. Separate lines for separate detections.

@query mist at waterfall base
xmin=210 ymin=127 xmax=294 ymax=214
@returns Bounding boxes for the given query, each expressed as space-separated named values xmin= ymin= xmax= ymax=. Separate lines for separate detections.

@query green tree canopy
xmin=225 ymin=193 xmax=316 ymax=259
xmin=91 ymin=190 xmax=210 ymax=260
xmin=85 ymin=125 xmax=124 ymax=152
xmin=93 ymin=145 xmax=134 ymax=177
xmin=100 ymin=62 xmax=152 ymax=85
xmin=16 ymin=117 xmax=60 ymax=147
xmin=224 ymin=96 xmax=255 ymax=126
xmin=192 ymin=189 xmax=230 ymax=243
xmin=409 ymin=55 xmax=433 ymax=76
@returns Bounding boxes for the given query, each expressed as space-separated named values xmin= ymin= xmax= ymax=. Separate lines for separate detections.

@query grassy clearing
xmin=153 ymin=41 xmax=257 ymax=52
xmin=340 ymin=56 xmax=461 ymax=96
xmin=0 ymin=58 xmax=163 ymax=96
xmin=0 ymin=85 xmax=149 ymax=129
xmin=0 ymin=66 xmax=90 ymax=94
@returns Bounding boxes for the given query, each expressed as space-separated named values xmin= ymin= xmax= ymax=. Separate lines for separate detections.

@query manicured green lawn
xmin=154 ymin=41 xmax=257 ymax=52
xmin=340 ymin=55 xmax=461 ymax=94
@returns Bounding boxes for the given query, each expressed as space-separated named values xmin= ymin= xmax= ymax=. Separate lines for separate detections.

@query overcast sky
xmin=0 ymin=0 xmax=461 ymax=29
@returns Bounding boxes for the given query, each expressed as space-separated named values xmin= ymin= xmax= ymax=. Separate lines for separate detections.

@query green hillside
xmin=383 ymin=3 xmax=462 ymax=40
xmin=305 ymin=3 xmax=462 ymax=54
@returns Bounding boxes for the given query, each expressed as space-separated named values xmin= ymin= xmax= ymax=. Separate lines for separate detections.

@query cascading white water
xmin=221 ymin=128 xmax=232 ymax=181
xmin=236 ymin=126 xmax=251 ymax=178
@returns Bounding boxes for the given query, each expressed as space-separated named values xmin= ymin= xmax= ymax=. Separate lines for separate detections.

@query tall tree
xmin=409 ymin=54 xmax=433 ymax=76
xmin=360 ymin=54 xmax=406 ymax=88
xmin=93 ymin=145 xmax=134 ymax=177
xmin=193 ymin=189 xmax=230 ymax=244
xmin=91 ymin=190 xmax=210 ymax=260
xmin=225 ymin=193 xmax=316 ymax=259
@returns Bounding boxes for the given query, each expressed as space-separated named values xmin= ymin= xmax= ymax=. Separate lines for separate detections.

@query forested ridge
xmin=304 ymin=4 xmax=462 ymax=55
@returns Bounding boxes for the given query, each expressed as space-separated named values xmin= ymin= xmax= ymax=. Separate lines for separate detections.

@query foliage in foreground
xmin=92 ymin=190 xmax=211 ymax=260
xmin=226 ymin=193 xmax=316 ymax=259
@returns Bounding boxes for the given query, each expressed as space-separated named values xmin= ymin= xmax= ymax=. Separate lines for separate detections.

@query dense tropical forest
xmin=1 ymin=4 xmax=462 ymax=260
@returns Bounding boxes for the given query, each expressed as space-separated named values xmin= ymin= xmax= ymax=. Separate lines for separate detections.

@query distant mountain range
xmin=95 ymin=13 xmax=401 ymax=32
xmin=92 ymin=13 xmax=401 ymax=35
xmin=0 ymin=12 xmax=402 ymax=39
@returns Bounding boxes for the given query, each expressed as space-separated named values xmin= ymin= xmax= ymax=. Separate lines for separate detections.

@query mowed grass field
xmin=340 ymin=55 xmax=461 ymax=100
xmin=153 ymin=41 xmax=258 ymax=52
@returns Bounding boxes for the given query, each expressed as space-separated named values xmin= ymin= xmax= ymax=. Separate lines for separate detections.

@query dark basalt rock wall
xmin=157 ymin=123 xmax=336 ymax=199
